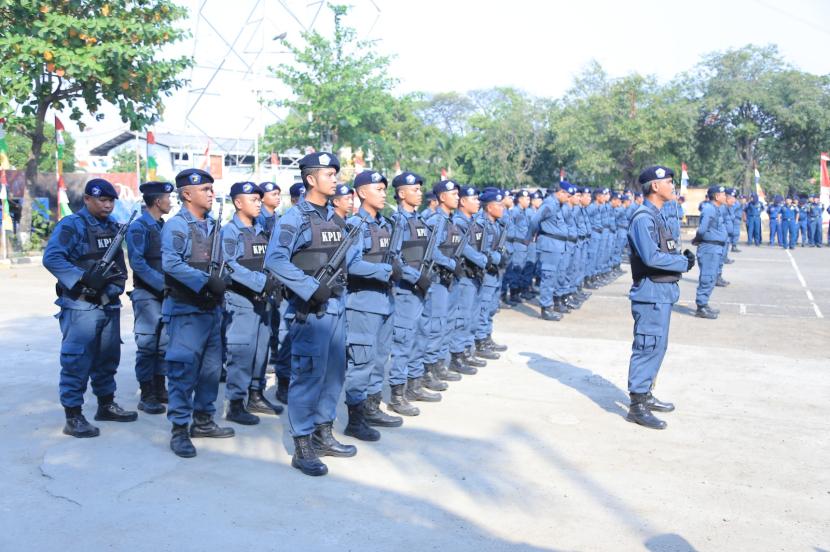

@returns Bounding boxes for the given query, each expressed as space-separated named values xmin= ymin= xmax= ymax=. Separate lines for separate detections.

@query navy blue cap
xmin=353 ymin=170 xmax=388 ymax=188
xmin=773 ymin=194 xmax=783 ymax=201
xmin=433 ymin=180 xmax=460 ymax=195
xmin=558 ymin=181 xmax=577 ymax=194
xmin=230 ymin=181 xmax=263 ymax=198
xmin=707 ymin=185 xmax=726 ymax=198
xmin=481 ymin=186 xmax=499 ymax=195
xmin=515 ymin=189 xmax=530 ymax=198
xmin=85 ymin=178 xmax=118 ymax=199
xmin=638 ymin=165 xmax=674 ymax=184
xmin=634 ymin=191 xmax=643 ymax=198
xmin=298 ymin=151 xmax=340 ymax=172
xmin=580 ymin=186 xmax=592 ymax=194
xmin=175 ymin=168 xmax=214 ymax=189
xmin=333 ymin=184 xmax=354 ymax=197
xmin=289 ymin=183 xmax=306 ymax=198
xmin=610 ymin=191 xmax=620 ymax=200
xmin=460 ymin=186 xmax=478 ymax=197
xmin=530 ymin=190 xmax=542 ymax=200
xmin=424 ymin=191 xmax=437 ymax=201
xmin=392 ymin=171 xmax=424 ymax=188
xmin=259 ymin=182 xmax=281 ymax=193
xmin=480 ymin=190 xmax=503 ymax=204
xmin=139 ymin=181 xmax=174 ymax=195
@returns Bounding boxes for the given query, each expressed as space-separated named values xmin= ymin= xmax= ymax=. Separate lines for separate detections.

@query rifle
xmin=448 ymin=221 xmax=471 ymax=281
xmin=382 ymin=213 xmax=406 ymax=286
xmin=418 ymin=215 xmax=443 ymax=279
xmin=296 ymin=215 xmax=369 ymax=322
xmin=203 ymin=199 xmax=232 ymax=304
xmin=81 ymin=210 xmax=138 ymax=306
xmin=493 ymin=219 xmax=509 ymax=270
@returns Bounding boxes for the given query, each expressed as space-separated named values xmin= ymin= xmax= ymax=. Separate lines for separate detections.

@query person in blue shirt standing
xmin=343 ymin=170 xmax=407 ymax=442
xmin=807 ymin=194 xmax=823 ymax=247
xmin=263 ymin=152 xmax=361 ymax=476
xmin=693 ymin=186 xmax=728 ymax=319
xmin=504 ymin=189 xmax=531 ymax=305
xmin=43 ymin=178 xmax=138 ymax=438
xmin=473 ymin=190 xmax=508 ymax=358
xmin=744 ymin=194 xmax=762 ymax=246
xmin=626 ymin=166 xmax=694 ymax=430
xmin=161 ymin=168 xmax=235 ymax=458
xmin=797 ymin=197 xmax=811 ymax=247
xmin=221 ymin=182 xmax=283 ymax=426
xmin=531 ymin=182 xmax=572 ymax=320
xmin=766 ymin=196 xmax=782 ymax=246
xmin=126 ymin=181 xmax=175 ymax=416
xmin=780 ymin=196 xmax=798 ymax=249
xmin=729 ymin=190 xmax=743 ymax=253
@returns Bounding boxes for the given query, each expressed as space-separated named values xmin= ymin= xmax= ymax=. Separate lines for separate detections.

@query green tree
xmin=0 ymin=0 xmax=191 ymax=243
xmin=265 ymin=3 xmax=396 ymax=155
xmin=110 ymin=148 xmax=145 ymax=174
xmin=5 ymin=121 xmax=75 ymax=172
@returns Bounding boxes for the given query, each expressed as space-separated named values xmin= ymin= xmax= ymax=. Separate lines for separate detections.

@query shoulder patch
xmin=172 ymin=230 xmax=187 ymax=252
xmin=223 ymin=238 xmax=237 ymax=256
xmin=278 ymin=228 xmax=295 ymax=247
xmin=58 ymin=225 xmax=75 ymax=247
xmin=129 ymin=231 xmax=145 ymax=250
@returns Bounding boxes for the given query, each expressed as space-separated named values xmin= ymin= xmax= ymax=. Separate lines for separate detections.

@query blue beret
xmin=85 ymin=178 xmax=118 ymax=199
xmin=139 ymin=181 xmax=174 ymax=195
xmin=480 ymin=190 xmax=503 ymax=203
xmin=460 ymin=186 xmax=478 ymax=197
xmin=707 ymin=185 xmax=726 ymax=197
xmin=515 ymin=189 xmax=530 ymax=198
xmin=298 ymin=151 xmax=340 ymax=172
xmin=432 ymin=180 xmax=459 ymax=195
xmin=638 ymin=165 xmax=675 ymax=184
xmin=811 ymin=193 xmax=819 ymax=199
xmin=333 ymin=184 xmax=354 ymax=197
xmin=580 ymin=186 xmax=592 ymax=194
xmin=773 ymin=194 xmax=783 ymax=201
xmin=424 ymin=191 xmax=437 ymax=201
xmin=230 ymin=181 xmax=263 ymax=198
xmin=530 ymin=190 xmax=542 ymax=200
xmin=559 ymin=181 xmax=577 ymax=194
xmin=610 ymin=191 xmax=620 ymax=200
xmin=481 ymin=186 xmax=499 ymax=194
xmin=289 ymin=182 xmax=306 ymax=198
xmin=392 ymin=171 xmax=424 ymax=188
xmin=259 ymin=181 xmax=281 ymax=193
xmin=175 ymin=168 xmax=214 ymax=188
xmin=353 ymin=170 xmax=388 ymax=188
xmin=633 ymin=191 xmax=643 ymax=198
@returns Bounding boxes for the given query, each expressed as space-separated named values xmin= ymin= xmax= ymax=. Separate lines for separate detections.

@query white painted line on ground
xmin=739 ymin=303 xmax=747 ymax=315
xmin=785 ymin=250 xmax=824 ymax=319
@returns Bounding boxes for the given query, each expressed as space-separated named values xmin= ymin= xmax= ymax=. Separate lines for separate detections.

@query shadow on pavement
xmin=645 ymin=533 xmax=699 ymax=552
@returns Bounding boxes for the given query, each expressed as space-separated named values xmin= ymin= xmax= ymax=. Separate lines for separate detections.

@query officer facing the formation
xmin=43 ymin=178 xmax=138 ymax=438
xmin=744 ymin=194 xmax=763 ymax=246
xmin=808 ymin=194 xmax=823 ymax=247
xmin=264 ymin=152 xmax=359 ymax=477
xmin=161 ymin=168 xmax=235 ymax=458
xmin=126 ymin=181 xmax=175 ymax=415
xmin=222 ymin=182 xmax=283 ymax=426
xmin=626 ymin=166 xmax=694 ymax=430
xmin=693 ymin=186 xmax=728 ymax=320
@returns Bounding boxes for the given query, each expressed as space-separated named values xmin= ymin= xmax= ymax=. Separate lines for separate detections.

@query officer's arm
xmin=223 ymin=225 xmax=266 ymax=293
xmin=43 ymin=217 xmax=85 ymax=289
xmin=344 ymin=219 xmax=392 ymax=282
xmin=425 ymin=215 xmax=455 ymax=271
xmin=696 ymin=208 xmax=712 ymax=236
xmin=126 ymin=223 xmax=164 ymax=292
xmin=263 ymin=217 xmax=321 ymax=301
xmin=630 ymin=217 xmax=689 ymax=272
xmin=161 ymin=218 xmax=209 ymax=293
xmin=394 ymin=216 xmax=420 ymax=284
xmin=529 ymin=204 xmax=548 ymax=235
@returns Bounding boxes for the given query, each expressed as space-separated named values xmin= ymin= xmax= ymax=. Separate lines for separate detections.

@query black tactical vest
xmin=77 ymin=224 xmax=116 ymax=271
xmin=437 ymin=220 xmax=462 ymax=257
xmin=164 ymin=221 xmax=217 ymax=308
xmin=361 ymin=221 xmax=392 ymax=264
xmin=291 ymin=214 xmax=344 ymax=277
xmin=629 ymin=209 xmax=681 ymax=284
xmin=235 ymin=229 xmax=269 ymax=272
xmin=133 ymin=218 xmax=163 ymax=295
xmin=400 ymin=214 xmax=429 ymax=269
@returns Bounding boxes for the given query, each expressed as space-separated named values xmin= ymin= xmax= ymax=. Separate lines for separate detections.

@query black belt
xmin=228 ymin=281 xmax=268 ymax=303
xmin=347 ymin=276 xmax=391 ymax=294
xmin=540 ymin=231 xmax=573 ymax=242
xmin=133 ymin=277 xmax=164 ymax=301
xmin=701 ymin=240 xmax=726 ymax=246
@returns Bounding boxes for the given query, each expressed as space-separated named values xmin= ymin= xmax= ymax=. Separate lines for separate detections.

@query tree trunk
xmin=19 ymin=103 xmax=48 ymax=248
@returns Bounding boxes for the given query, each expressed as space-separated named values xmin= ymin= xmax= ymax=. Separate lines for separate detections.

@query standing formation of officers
xmin=757 ymin=193 xmax=827 ymax=248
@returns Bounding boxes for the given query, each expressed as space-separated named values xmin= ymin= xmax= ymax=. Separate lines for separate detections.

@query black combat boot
xmin=246 ymin=387 xmax=283 ymax=415
xmin=485 ymin=335 xmax=507 ymax=352
xmin=508 ymin=289 xmax=522 ymax=305
xmin=475 ymin=339 xmax=500 ymax=360
xmin=553 ymin=297 xmax=571 ymax=314
xmin=292 ymin=435 xmax=328 ymax=476
xmin=463 ymin=347 xmax=487 ymax=367
xmin=695 ymin=304 xmax=718 ymax=319
xmin=645 ymin=392 xmax=675 ymax=412
xmin=363 ymin=392 xmax=403 ymax=427
xmin=540 ymin=306 xmax=562 ymax=321
xmin=564 ymin=294 xmax=582 ymax=310
xmin=723 ymin=257 xmax=734 ymax=264
xmin=715 ymin=277 xmax=730 ymax=287
xmin=219 ymin=367 xmax=227 ymax=383
xmin=275 ymin=377 xmax=290 ymax=405
xmin=190 ymin=411 xmax=235 ymax=438
xmin=450 ymin=352 xmax=477 ymax=375
xmin=422 ymin=364 xmax=449 ymax=391
xmin=343 ymin=402 xmax=380 ymax=441
xmin=63 ymin=406 xmax=100 ymax=438
xmin=388 ymin=384 xmax=420 ymax=416
xmin=405 ymin=377 xmax=442 ymax=402
xmin=95 ymin=395 xmax=138 ymax=422
xmin=170 ymin=423 xmax=196 ymax=458
xmin=731 ymin=244 xmax=740 ymax=253
xmin=434 ymin=358 xmax=462 ymax=381
xmin=154 ymin=374 xmax=168 ymax=403
xmin=311 ymin=422 xmax=358 ymax=457
xmin=137 ymin=380 xmax=165 ymax=415
xmin=500 ymin=291 xmax=513 ymax=307
xmin=626 ymin=393 xmax=667 ymax=430
xmin=226 ymin=399 xmax=260 ymax=425
xmin=584 ymin=276 xmax=599 ymax=290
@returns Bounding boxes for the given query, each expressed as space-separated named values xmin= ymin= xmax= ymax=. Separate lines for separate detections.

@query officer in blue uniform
xmin=584 ymin=189 xmax=603 ymax=289
xmin=161 ymin=168 xmax=235 ymax=458
xmin=422 ymin=190 xmax=439 ymax=217
xmin=127 ymin=180 xmax=175 ymax=415
xmin=342 ymin=170 xmax=405 ymax=442
xmin=221 ymin=182 xmax=283 ymax=426
xmin=532 ymin=182 xmax=573 ymax=320
xmin=577 ymin=187 xmax=595 ymax=294
xmin=808 ymin=195 xmax=823 ymax=247
xmin=719 ymin=191 xmax=735 ymax=271
xmin=331 ymin=183 xmax=354 ymax=221
xmin=473 ymin=189 xmax=509 ymax=358
xmin=693 ymin=186 xmax=728 ymax=319
xmin=263 ymin=152 xmax=360 ymax=476
xmin=613 ymin=192 xmax=629 ymax=271
xmin=256 ymin=182 xmax=281 ymax=235
xmin=767 ymin=196 xmax=783 ymax=246
xmin=626 ymin=166 xmax=694 ymax=430
xmin=388 ymin=172 xmax=441 ymax=418
xmin=44 ymin=178 xmax=138 ymax=438
xmin=780 ymin=196 xmax=797 ymax=249
xmin=422 ymin=180 xmax=475 ymax=376
xmin=504 ymin=189 xmax=530 ymax=305
xmin=256 ymin=182 xmax=284 ymax=386
xmin=797 ymin=197 xmax=811 ymax=246
xmin=522 ymin=190 xmax=542 ymax=299
xmin=729 ymin=190 xmax=743 ymax=252
xmin=744 ymin=194 xmax=762 ymax=246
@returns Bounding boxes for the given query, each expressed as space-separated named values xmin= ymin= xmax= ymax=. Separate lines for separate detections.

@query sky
xmin=68 ymin=0 xmax=830 ymax=157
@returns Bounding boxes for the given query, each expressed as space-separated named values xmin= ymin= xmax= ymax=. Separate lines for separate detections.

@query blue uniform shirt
xmin=628 ymin=200 xmax=688 ymax=304
xmin=127 ymin=210 xmax=165 ymax=293
xmin=697 ymin=202 xmax=728 ymax=242
xmin=423 ymin=209 xmax=458 ymax=272
xmin=452 ymin=211 xmax=488 ymax=268
xmin=160 ymin=207 xmax=218 ymax=316
xmin=393 ymin=206 xmax=425 ymax=285
xmin=222 ymin=213 xmax=268 ymax=294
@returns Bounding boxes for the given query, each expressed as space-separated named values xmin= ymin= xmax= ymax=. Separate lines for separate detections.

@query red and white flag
xmin=820 ymin=153 xmax=830 ymax=210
